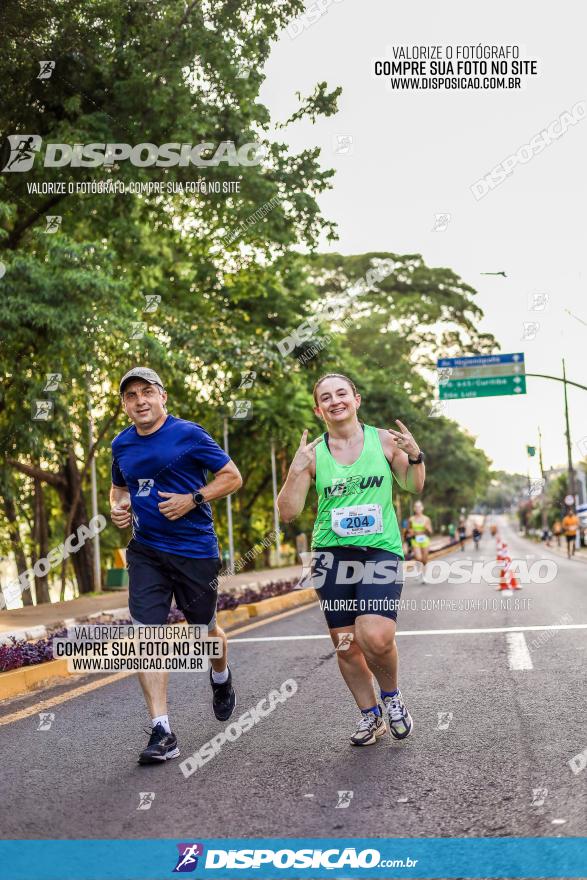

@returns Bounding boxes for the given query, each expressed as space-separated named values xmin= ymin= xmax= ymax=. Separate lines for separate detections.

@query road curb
xmin=246 ymin=589 xmax=315 ymax=619
xmin=216 ymin=606 xmax=251 ymax=628
xmin=528 ymin=540 xmax=587 ymax=565
xmin=0 ymin=587 xmax=317 ymax=701
xmin=0 ymin=658 xmax=70 ymax=700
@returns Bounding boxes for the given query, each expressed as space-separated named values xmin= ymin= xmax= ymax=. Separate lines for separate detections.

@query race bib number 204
xmin=331 ymin=503 xmax=383 ymax=537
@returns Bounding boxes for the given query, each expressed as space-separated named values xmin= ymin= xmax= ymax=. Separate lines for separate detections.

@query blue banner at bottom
xmin=0 ymin=837 xmax=586 ymax=879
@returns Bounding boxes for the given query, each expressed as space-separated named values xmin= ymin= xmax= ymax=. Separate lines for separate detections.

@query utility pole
xmin=538 ymin=426 xmax=548 ymax=530
xmin=562 ymin=359 xmax=577 ymax=500
xmin=223 ymin=418 xmax=235 ymax=573
xmin=525 ymin=444 xmax=535 ymax=497
xmin=270 ymin=440 xmax=281 ymax=567
xmin=562 ymin=359 xmax=581 ymax=551
xmin=88 ymin=392 xmax=101 ymax=592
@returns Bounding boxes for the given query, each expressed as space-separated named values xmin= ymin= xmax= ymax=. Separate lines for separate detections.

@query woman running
xmin=278 ymin=373 xmax=425 ymax=747
xmin=407 ymin=501 xmax=432 ymax=573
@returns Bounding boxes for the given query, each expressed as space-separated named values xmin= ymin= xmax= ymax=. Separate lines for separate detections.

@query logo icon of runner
xmin=2 ymin=135 xmax=42 ymax=172
xmin=173 ymin=843 xmax=204 ymax=872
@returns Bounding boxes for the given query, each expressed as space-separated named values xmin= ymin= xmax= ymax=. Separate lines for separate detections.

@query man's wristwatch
xmin=192 ymin=490 xmax=206 ymax=507
xmin=408 ymin=451 xmax=425 ymax=465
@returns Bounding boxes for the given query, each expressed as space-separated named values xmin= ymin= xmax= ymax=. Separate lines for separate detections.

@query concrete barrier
xmin=216 ymin=606 xmax=251 ymax=629
xmin=0 ymin=658 xmax=70 ymax=700
xmin=246 ymin=588 xmax=316 ymax=619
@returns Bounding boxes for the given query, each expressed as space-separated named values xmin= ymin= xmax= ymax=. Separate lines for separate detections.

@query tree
xmin=0 ymin=0 xmax=341 ymax=598
xmin=266 ymin=252 xmax=495 ymax=541
xmin=481 ymin=471 xmax=528 ymax=513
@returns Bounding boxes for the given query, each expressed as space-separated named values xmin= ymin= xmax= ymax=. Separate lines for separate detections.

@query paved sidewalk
xmin=531 ymin=538 xmax=587 ymax=564
xmin=0 ymin=564 xmax=303 ymax=636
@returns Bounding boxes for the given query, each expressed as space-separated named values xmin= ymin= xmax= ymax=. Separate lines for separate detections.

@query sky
xmin=259 ymin=0 xmax=587 ymax=477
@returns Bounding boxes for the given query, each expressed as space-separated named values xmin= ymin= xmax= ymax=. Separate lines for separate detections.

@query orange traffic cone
xmin=496 ymin=542 xmax=510 ymax=590
xmin=501 ymin=548 xmax=523 ymax=590
xmin=508 ymin=565 xmax=522 ymax=590
xmin=495 ymin=568 xmax=509 ymax=593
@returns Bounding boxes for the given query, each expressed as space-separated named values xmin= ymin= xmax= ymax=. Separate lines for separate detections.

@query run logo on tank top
xmin=324 ymin=474 xmax=385 ymax=497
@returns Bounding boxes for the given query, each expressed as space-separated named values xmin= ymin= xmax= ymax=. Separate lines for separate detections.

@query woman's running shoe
xmin=383 ymin=690 xmax=414 ymax=740
xmin=350 ymin=707 xmax=387 ymax=746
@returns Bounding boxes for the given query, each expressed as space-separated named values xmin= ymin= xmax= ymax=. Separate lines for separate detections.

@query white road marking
xmin=0 ymin=671 xmax=134 ymax=727
xmin=229 ymin=623 xmax=587 ymax=644
xmin=506 ymin=632 xmax=533 ymax=670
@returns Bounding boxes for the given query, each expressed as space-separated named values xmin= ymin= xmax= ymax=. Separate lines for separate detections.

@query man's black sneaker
xmin=210 ymin=666 xmax=236 ymax=721
xmin=138 ymin=723 xmax=180 ymax=764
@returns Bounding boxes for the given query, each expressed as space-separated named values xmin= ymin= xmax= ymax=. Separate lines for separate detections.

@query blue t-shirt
xmin=111 ymin=415 xmax=230 ymax=558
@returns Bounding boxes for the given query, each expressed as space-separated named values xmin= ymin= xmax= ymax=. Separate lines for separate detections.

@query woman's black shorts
xmin=311 ymin=545 xmax=404 ymax=628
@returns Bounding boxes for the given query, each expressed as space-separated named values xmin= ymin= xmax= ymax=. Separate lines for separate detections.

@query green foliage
xmin=481 ymin=471 xmax=528 ymax=512
xmin=0 ymin=1 xmax=498 ymax=594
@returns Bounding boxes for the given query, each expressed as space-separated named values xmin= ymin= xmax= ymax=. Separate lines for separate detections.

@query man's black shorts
xmin=311 ymin=545 xmax=404 ymax=628
xmin=126 ymin=539 xmax=220 ymax=626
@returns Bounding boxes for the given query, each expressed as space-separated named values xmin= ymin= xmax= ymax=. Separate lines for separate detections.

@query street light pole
xmin=223 ymin=417 xmax=235 ymax=573
xmin=562 ymin=359 xmax=577 ymax=500
xmin=270 ymin=440 xmax=281 ymax=567
xmin=526 ymin=372 xmax=587 ymax=393
xmin=538 ymin=426 xmax=548 ymax=530
xmin=561 ymin=360 xmax=581 ymax=551
xmin=88 ymin=392 xmax=101 ymax=592
xmin=527 ymin=368 xmax=582 ymax=548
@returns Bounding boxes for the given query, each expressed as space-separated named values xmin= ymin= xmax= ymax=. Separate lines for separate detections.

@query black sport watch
xmin=192 ymin=490 xmax=206 ymax=507
xmin=408 ymin=451 xmax=425 ymax=465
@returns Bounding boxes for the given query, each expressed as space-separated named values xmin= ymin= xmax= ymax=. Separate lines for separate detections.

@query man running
xmin=457 ymin=516 xmax=467 ymax=551
xmin=110 ymin=367 xmax=243 ymax=764
xmin=562 ymin=508 xmax=579 ymax=558
xmin=552 ymin=519 xmax=562 ymax=548
xmin=278 ymin=373 xmax=425 ymax=746
xmin=407 ymin=501 xmax=432 ymax=577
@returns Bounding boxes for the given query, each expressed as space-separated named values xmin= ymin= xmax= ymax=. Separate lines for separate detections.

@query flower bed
xmin=0 ymin=578 xmax=299 ymax=673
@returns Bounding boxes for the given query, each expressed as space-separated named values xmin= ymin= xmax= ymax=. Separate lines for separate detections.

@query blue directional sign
xmin=437 ymin=353 xmax=525 ymax=368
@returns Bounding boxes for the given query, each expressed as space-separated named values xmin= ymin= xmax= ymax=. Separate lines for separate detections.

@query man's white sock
xmin=211 ymin=667 xmax=229 ymax=684
xmin=152 ymin=714 xmax=171 ymax=733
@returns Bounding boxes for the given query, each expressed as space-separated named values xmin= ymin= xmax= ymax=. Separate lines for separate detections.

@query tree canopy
xmin=1 ymin=0 xmax=495 ymax=604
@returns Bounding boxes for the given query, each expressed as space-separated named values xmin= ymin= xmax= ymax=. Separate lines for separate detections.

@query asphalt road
xmin=1 ymin=518 xmax=585 ymax=841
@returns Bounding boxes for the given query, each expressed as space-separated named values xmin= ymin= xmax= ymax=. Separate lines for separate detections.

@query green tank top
xmin=312 ymin=423 xmax=404 ymax=556
xmin=409 ymin=517 xmax=430 ymax=546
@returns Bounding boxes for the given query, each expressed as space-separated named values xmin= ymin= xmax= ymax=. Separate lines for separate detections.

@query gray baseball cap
xmin=119 ymin=367 xmax=164 ymax=394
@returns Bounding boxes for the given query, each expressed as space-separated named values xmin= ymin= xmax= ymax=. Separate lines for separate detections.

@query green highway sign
xmin=438 ymin=352 xmax=526 ymax=400
xmin=439 ymin=376 xmax=526 ymax=400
